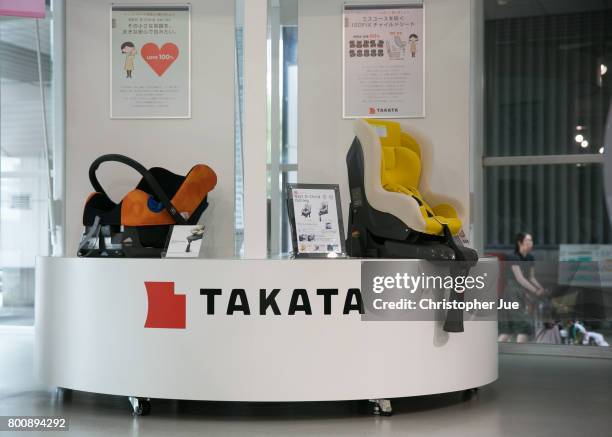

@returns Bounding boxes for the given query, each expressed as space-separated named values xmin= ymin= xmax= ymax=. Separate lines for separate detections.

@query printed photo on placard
xmin=164 ymin=225 xmax=205 ymax=258
xmin=343 ymin=4 xmax=424 ymax=118
xmin=287 ymin=184 xmax=346 ymax=258
xmin=111 ymin=4 xmax=191 ymax=118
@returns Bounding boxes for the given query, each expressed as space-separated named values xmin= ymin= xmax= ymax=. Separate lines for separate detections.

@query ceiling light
xmin=581 ymin=140 xmax=589 ymax=148
xmin=600 ymin=147 xmax=605 ymax=154
xmin=576 ymin=125 xmax=584 ymax=131
xmin=575 ymin=134 xmax=584 ymax=143
xmin=602 ymin=64 xmax=608 ymax=76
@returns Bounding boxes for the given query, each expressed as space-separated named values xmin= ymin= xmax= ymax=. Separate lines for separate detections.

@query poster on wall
xmin=343 ymin=3 xmax=424 ymax=118
xmin=286 ymin=184 xmax=346 ymax=258
xmin=110 ymin=4 xmax=191 ymax=118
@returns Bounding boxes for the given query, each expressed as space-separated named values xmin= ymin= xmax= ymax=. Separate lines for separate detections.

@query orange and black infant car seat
xmin=78 ymin=154 xmax=217 ymax=258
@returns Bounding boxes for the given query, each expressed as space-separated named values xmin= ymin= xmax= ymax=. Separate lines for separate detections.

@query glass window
xmin=235 ymin=22 xmax=245 ymax=257
xmin=268 ymin=0 xmax=298 ymax=257
xmin=485 ymin=164 xmax=611 ymax=248
xmin=485 ymin=9 xmax=611 ymax=157
xmin=0 ymin=5 xmax=61 ymax=326
xmin=484 ymin=3 xmax=612 ymax=347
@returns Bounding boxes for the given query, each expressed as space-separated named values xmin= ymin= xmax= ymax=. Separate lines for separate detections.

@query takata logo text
xmin=369 ymin=107 xmax=399 ymax=114
xmin=144 ymin=282 xmax=364 ymax=329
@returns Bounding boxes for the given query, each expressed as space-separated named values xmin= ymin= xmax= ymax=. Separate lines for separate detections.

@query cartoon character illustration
xmin=408 ymin=34 xmax=418 ymax=58
xmin=121 ymin=41 xmax=137 ymax=78
xmin=301 ymin=203 xmax=312 ymax=219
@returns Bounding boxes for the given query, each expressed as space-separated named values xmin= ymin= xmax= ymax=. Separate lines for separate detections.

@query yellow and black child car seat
xmin=345 ymin=119 xmax=478 ymax=332
xmin=78 ymin=154 xmax=217 ymax=257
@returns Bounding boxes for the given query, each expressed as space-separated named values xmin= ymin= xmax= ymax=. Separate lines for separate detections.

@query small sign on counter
xmin=164 ymin=225 xmax=205 ymax=258
xmin=286 ymin=184 xmax=346 ymax=258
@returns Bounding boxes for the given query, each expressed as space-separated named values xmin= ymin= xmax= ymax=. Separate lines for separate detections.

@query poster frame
xmin=342 ymin=2 xmax=425 ymax=119
xmin=109 ymin=3 xmax=192 ymax=119
xmin=286 ymin=183 xmax=347 ymax=259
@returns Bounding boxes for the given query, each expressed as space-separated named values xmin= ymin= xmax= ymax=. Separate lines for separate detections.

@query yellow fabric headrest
xmin=365 ymin=119 xmax=421 ymax=157
xmin=365 ymin=118 xmax=423 ymax=194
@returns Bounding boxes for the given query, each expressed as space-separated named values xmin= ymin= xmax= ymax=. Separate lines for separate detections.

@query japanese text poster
xmin=111 ymin=5 xmax=191 ymax=118
xmin=343 ymin=4 xmax=424 ymax=118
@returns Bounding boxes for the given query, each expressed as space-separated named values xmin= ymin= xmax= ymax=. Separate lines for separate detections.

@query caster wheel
xmin=55 ymin=387 xmax=73 ymax=402
xmin=136 ymin=400 xmax=151 ymax=416
xmin=369 ymin=399 xmax=393 ymax=416
xmin=129 ymin=397 xmax=151 ymax=416
xmin=462 ymin=388 xmax=479 ymax=400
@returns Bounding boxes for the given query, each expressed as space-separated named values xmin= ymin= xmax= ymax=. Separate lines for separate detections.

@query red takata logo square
xmin=368 ymin=107 xmax=376 ymax=114
xmin=144 ymin=282 xmax=186 ymax=329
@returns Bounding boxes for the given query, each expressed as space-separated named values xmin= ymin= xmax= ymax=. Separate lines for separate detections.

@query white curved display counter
xmin=35 ymin=257 xmax=498 ymax=414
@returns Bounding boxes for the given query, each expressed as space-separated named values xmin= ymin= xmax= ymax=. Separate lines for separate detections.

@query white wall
xmin=65 ymin=0 xmax=235 ymax=257
xmin=298 ymin=0 xmax=473 ymax=243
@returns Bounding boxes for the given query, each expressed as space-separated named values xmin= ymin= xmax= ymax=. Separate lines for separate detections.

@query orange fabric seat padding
xmin=121 ymin=164 xmax=217 ymax=226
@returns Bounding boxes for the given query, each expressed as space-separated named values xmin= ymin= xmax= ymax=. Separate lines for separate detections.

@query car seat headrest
xmin=364 ymin=119 xmax=402 ymax=148
xmin=355 ymin=119 xmax=424 ymax=190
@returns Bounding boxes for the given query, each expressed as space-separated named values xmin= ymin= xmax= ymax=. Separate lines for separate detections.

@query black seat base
xmin=346 ymin=204 xmax=478 ymax=334
xmin=77 ymin=225 xmax=171 ymax=258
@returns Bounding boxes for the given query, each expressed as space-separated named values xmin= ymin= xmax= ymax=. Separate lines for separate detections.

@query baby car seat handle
xmin=89 ymin=154 xmax=187 ymax=225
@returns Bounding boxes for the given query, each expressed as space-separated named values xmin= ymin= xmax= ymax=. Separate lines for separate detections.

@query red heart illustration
xmin=141 ymin=42 xmax=179 ymax=77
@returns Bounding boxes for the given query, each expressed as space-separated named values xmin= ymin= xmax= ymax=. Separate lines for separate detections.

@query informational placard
xmin=287 ymin=184 xmax=346 ymax=258
xmin=343 ymin=4 xmax=424 ymax=118
xmin=111 ymin=4 xmax=191 ymax=118
xmin=163 ymin=225 xmax=205 ymax=258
